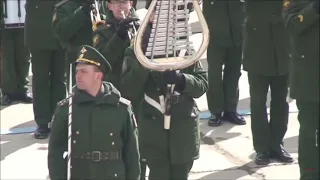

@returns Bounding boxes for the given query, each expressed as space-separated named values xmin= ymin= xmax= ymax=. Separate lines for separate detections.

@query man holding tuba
xmin=92 ymin=0 xmax=139 ymax=90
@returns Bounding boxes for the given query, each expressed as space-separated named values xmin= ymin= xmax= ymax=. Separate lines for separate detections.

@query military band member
xmin=48 ymin=45 xmax=140 ymax=180
xmin=93 ymin=0 xmax=139 ymax=90
xmin=52 ymin=0 xmax=101 ymax=85
xmin=0 ymin=6 xmax=32 ymax=105
xmin=120 ymin=19 xmax=208 ymax=180
xmin=283 ymin=0 xmax=319 ymax=179
xmin=203 ymin=0 xmax=246 ymax=127
xmin=242 ymin=0 xmax=293 ymax=165
xmin=25 ymin=0 xmax=66 ymax=139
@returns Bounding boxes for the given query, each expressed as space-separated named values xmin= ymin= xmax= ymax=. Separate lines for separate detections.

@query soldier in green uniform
xmin=0 ymin=7 xmax=33 ymax=105
xmin=242 ymin=0 xmax=294 ymax=165
xmin=48 ymin=45 xmax=140 ymax=180
xmin=52 ymin=0 xmax=100 ymax=85
xmin=25 ymin=0 xmax=66 ymax=139
xmin=283 ymin=0 xmax=319 ymax=179
xmin=93 ymin=0 xmax=139 ymax=90
xmin=120 ymin=19 xmax=208 ymax=180
xmin=203 ymin=0 xmax=246 ymax=127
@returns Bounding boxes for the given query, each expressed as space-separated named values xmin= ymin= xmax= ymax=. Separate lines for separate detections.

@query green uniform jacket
xmin=203 ymin=0 xmax=244 ymax=47
xmin=242 ymin=0 xmax=290 ymax=76
xmin=25 ymin=0 xmax=61 ymax=49
xmin=283 ymin=0 xmax=319 ymax=103
xmin=52 ymin=0 xmax=93 ymax=52
xmin=48 ymin=82 xmax=140 ymax=180
xmin=93 ymin=9 xmax=137 ymax=90
xmin=120 ymin=47 xmax=208 ymax=164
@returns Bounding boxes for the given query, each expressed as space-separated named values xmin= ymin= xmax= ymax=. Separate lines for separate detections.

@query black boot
xmin=270 ymin=147 xmax=294 ymax=163
xmin=12 ymin=92 xmax=33 ymax=103
xmin=34 ymin=125 xmax=50 ymax=139
xmin=208 ymin=113 xmax=222 ymax=127
xmin=255 ymin=152 xmax=270 ymax=165
xmin=223 ymin=112 xmax=246 ymax=125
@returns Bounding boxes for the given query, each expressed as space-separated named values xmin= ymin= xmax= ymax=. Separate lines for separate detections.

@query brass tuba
xmin=133 ymin=0 xmax=209 ymax=130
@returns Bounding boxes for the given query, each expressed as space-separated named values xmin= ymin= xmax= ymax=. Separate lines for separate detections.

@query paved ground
xmin=0 ymin=2 xmax=300 ymax=179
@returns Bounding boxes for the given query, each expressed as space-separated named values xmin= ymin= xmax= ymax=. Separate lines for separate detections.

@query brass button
xmin=112 ymin=142 xmax=115 ymax=145
xmin=110 ymin=133 xmax=113 ymax=136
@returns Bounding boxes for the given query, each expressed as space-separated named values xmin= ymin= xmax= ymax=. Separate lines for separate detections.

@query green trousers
xmin=147 ymin=161 xmax=193 ymax=180
xmin=296 ymin=101 xmax=319 ymax=180
xmin=206 ymin=45 xmax=242 ymax=114
xmin=31 ymin=49 xmax=66 ymax=126
xmin=0 ymin=28 xmax=30 ymax=94
xmin=248 ymin=73 xmax=289 ymax=153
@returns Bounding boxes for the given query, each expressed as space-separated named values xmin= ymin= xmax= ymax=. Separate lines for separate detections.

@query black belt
xmin=170 ymin=94 xmax=189 ymax=104
xmin=73 ymin=151 xmax=121 ymax=162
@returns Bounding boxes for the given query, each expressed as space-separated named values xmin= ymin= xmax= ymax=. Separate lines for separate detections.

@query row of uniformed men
xmin=49 ymin=0 xmax=319 ymax=180
xmin=1 ymin=0 xmax=318 ymax=179
xmin=202 ymin=0 xmax=318 ymax=179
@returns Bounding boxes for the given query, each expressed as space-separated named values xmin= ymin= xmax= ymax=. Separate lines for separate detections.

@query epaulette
xmin=57 ymin=92 xmax=75 ymax=106
xmin=54 ymin=0 xmax=69 ymax=8
xmin=119 ymin=97 xmax=131 ymax=106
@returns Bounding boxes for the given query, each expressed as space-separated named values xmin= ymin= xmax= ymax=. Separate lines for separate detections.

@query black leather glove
xmin=313 ymin=0 xmax=319 ymax=14
xmin=81 ymin=0 xmax=95 ymax=15
xmin=162 ymin=71 xmax=186 ymax=92
xmin=116 ymin=17 xmax=140 ymax=40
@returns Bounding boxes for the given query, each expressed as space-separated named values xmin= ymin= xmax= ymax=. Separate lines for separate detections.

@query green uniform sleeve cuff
xmin=181 ymin=73 xmax=201 ymax=98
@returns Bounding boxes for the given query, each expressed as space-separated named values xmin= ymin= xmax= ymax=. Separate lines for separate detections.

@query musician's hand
xmin=162 ymin=71 xmax=185 ymax=84
xmin=116 ymin=17 xmax=140 ymax=40
xmin=162 ymin=71 xmax=186 ymax=92
xmin=81 ymin=0 xmax=95 ymax=15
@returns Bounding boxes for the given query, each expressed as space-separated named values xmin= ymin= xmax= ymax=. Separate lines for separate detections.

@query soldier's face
xmin=75 ymin=64 xmax=102 ymax=90
xmin=108 ymin=0 xmax=133 ymax=20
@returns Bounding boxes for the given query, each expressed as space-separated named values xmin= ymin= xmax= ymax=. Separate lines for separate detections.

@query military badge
xmin=80 ymin=47 xmax=87 ymax=54
xmin=78 ymin=47 xmax=87 ymax=59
